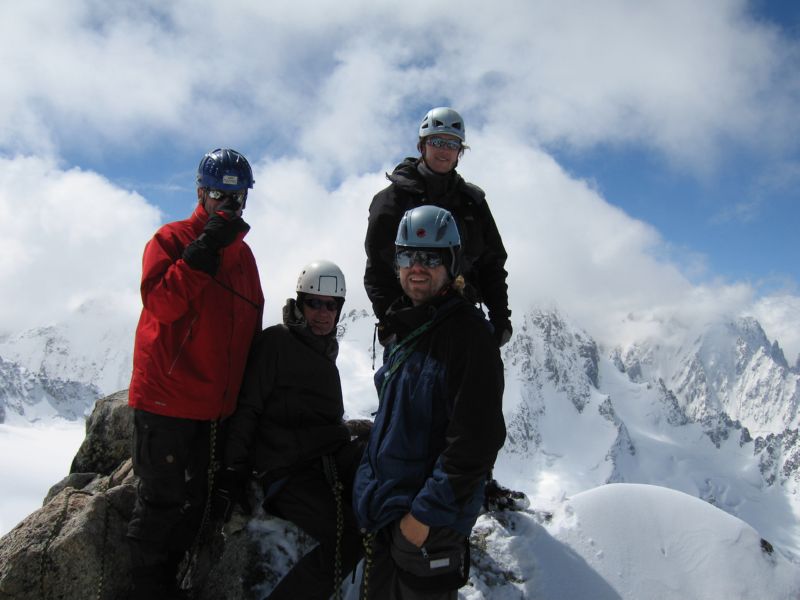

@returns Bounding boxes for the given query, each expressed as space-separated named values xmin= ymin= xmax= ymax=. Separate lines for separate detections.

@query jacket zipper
xmin=168 ymin=315 xmax=198 ymax=375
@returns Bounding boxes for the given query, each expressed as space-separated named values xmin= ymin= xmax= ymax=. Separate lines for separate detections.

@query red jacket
xmin=128 ymin=204 xmax=264 ymax=420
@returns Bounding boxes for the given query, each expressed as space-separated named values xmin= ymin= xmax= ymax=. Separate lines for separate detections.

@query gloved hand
xmin=345 ymin=419 xmax=373 ymax=442
xmin=202 ymin=197 xmax=250 ymax=250
xmin=182 ymin=198 xmax=250 ymax=275
xmin=183 ymin=237 xmax=220 ymax=275
xmin=210 ymin=467 xmax=252 ymax=523
xmin=490 ymin=317 xmax=513 ymax=348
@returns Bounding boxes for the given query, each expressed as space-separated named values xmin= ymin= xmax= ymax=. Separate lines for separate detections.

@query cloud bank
xmin=1 ymin=0 xmax=798 ymax=359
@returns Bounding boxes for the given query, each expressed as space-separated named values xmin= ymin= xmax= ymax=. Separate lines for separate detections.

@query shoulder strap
xmin=378 ymin=298 xmax=466 ymax=400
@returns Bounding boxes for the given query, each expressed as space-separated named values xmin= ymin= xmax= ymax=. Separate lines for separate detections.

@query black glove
xmin=344 ymin=419 xmax=373 ymax=442
xmin=210 ymin=467 xmax=251 ymax=523
xmin=182 ymin=198 xmax=250 ymax=275
xmin=490 ymin=317 xmax=513 ymax=348
xmin=182 ymin=237 xmax=220 ymax=275
xmin=202 ymin=198 xmax=250 ymax=250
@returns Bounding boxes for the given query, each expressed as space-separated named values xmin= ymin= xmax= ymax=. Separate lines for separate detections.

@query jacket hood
xmin=282 ymin=298 xmax=339 ymax=361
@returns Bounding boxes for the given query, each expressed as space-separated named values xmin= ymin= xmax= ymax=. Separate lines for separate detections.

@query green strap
xmin=378 ymin=319 xmax=434 ymax=401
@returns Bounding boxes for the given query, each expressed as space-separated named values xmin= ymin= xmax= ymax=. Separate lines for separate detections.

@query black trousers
xmin=127 ymin=409 xmax=219 ymax=576
xmin=264 ymin=442 xmax=365 ymax=600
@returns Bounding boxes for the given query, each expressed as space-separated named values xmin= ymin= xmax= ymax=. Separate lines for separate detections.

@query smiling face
xmin=421 ymin=133 xmax=462 ymax=174
xmin=398 ymin=261 xmax=451 ymax=305
xmin=301 ymin=294 xmax=339 ymax=336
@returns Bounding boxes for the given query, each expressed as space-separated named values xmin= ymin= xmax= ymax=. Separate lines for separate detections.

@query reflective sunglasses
xmin=304 ymin=297 xmax=339 ymax=311
xmin=206 ymin=188 xmax=247 ymax=206
xmin=425 ymin=137 xmax=462 ymax=151
xmin=395 ymin=249 xmax=447 ymax=269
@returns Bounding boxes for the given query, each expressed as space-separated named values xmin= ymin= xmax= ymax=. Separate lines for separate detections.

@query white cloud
xmin=1 ymin=1 xmax=797 ymax=169
xmin=0 ymin=156 xmax=160 ymax=334
xmin=752 ymin=295 xmax=800 ymax=365
xmin=0 ymin=0 xmax=797 ymax=356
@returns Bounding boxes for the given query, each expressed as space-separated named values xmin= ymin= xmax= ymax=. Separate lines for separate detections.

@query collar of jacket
xmin=385 ymin=290 xmax=466 ymax=339
xmin=190 ymin=203 xmax=250 ymax=245
xmin=282 ymin=297 xmax=339 ymax=362
xmin=386 ymin=157 xmax=462 ymax=203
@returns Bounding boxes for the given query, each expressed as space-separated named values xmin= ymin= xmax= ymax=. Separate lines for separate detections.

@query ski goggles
xmin=206 ymin=188 xmax=247 ymax=206
xmin=304 ymin=297 xmax=339 ymax=312
xmin=425 ymin=136 xmax=462 ymax=151
xmin=395 ymin=249 xmax=448 ymax=269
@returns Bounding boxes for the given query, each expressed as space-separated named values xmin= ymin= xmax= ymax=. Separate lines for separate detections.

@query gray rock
xmin=70 ymin=389 xmax=134 ymax=475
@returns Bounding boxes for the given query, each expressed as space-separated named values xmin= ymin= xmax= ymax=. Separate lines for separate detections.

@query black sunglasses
xmin=395 ymin=249 xmax=447 ymax=269
xmin=304 ymin=297 xmax=339 ymax=311
xmin=206 ymin=188 xmax=247 ymax=206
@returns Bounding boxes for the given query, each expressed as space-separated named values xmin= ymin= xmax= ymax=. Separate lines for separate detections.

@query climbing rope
xmin=38 ymin=476 xmax=120 ymax=600
xmin=322 ymin=454 xmax=345 ymax=600
xmin=178 ymin=419 xmax=219 ymax=595
xmin=359 ymin=532 xmax=376 ymax=600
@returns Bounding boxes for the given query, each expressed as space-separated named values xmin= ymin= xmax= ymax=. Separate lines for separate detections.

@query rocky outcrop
xmin=0 ymin=392 xmax=317 ymax=600
xmin=69 ymin=389 xmax=134 ymax=476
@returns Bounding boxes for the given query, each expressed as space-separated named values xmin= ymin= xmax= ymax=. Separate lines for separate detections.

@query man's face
xmin=198 ymin=188 xmax=245 ymax=217
xmin=398 ymin=252 xmax=451 ymax=305
xmin=421 ymin=134 xmax=462 ymax=174
xmin=302 ymin=294 xmax=339 ymax=336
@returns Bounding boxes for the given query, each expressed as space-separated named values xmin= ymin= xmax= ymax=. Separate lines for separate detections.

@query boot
xmin=483 ymin=478 xmax=531 ymax=512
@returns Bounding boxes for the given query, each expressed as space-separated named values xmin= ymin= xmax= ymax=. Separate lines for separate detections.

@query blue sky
xmin=1 ymin=0 xmax=799 ymax=359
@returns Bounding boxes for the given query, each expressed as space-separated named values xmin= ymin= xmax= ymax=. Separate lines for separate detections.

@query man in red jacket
xmin=126 ymin=148 xmax=264 ymax=599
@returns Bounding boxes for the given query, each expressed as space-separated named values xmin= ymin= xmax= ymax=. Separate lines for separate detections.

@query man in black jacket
xmin=221 ymin=260 xmax=366 ymax=600
xmin=364 ymin=106 xmax=512 ymax=348
xmin=354 ymin=205 xmax=506 ymax=599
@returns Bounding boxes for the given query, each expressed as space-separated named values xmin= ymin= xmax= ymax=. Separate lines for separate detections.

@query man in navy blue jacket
xmin=353 ymin=205 xmax=506 ymax=599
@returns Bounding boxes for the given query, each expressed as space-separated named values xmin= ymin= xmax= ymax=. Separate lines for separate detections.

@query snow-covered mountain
xmin=494 ymin=307 xmax=800 ymax=559
xmin=3 ymin=300 xmax=800 ymax=567
xmin=613 ymin=316 xmax=800 ymax=435
xmin=0 ymin=297 xmax=136 ymax=424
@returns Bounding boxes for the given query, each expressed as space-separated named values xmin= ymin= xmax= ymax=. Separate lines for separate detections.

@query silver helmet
xmin=395 ymin=205 xmax=461 ymax=277
xmin=295 ymin=260 xmax=346 ymax=298
xmin=418 ymin=107 xmax=466 ymax=142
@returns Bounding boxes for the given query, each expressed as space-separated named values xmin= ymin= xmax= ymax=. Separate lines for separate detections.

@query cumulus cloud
xmin=2 ymin=1 xmax=797 ymax=168
xmin=0 ymin=0 xmax=797 ymax=356
xmin=752 ymin=295 xmax=800 ymax=365
xmin=0 ymin=156 xmax=160 ymax=333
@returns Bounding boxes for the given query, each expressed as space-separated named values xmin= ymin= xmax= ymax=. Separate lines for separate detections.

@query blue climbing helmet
xmin=395 ymin=205 xmax=461 ymax=277
xmin=196 ymin=148 xmax=254 ymax=191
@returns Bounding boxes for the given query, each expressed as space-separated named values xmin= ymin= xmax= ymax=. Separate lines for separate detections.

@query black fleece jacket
xmin=224 ymin=299 xmax=349 ymax=478
xmin=364 ymin=157 xmax=510 ymax=326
